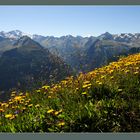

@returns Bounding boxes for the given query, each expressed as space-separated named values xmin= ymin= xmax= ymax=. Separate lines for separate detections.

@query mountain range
xmin=0 ymin=34 xmax=72 ymax=100
xmin=0 ymin=30 xmax=140 ymax=99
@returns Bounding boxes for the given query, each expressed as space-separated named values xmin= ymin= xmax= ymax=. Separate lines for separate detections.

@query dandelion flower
xmin=134 ymin=72 xmax=139 ymax=75
xmin=0 ymin=109 xmax=4 ymax=113
xmin=14 ymin=96 xmax=22 ymax=101
xmin=118 ymin=89 xmax=123 ymax=92
xmin=28 ymin=104 xmax=33 ymax=107
xmin=57 ymin=121 xmax=65 ymax=126
xmin=5 ymin=114 xmax=13 ymax=119
xmin=48 ymin=96 xmax=52 ymax=99
xmin=35 ymin=104 xmax=40 ymax=108
xmin=36 ymin=90 xmax=41 ymax=93
xmin=42 ymin=85 xmax=50 ymax=90
xmin=54 ymin=111 xmax=59 ymax=115
xmin=82 ymin=92 xmax=87 ymax=95
xmin=47 ymin=109 xmax=54 ymax=113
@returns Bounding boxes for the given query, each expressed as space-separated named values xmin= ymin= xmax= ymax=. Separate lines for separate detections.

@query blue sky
xmin=0 ymin=6 xmax=140 ymax=37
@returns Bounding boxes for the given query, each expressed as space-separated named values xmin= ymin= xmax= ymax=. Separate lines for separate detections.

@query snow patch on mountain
xmin=0 ymin=30 xmax=33 ymax=40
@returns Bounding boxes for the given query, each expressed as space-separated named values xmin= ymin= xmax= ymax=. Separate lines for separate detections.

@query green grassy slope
xmin=0 ymin=53 xmax=140 ymax=132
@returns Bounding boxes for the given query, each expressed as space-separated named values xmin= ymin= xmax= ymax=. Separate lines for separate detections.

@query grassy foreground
xmin=0 ymin=53 xmax=140 ymax=132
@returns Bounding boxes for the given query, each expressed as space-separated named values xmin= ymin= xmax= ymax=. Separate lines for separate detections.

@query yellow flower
xmin=9 ymin=102 xmax=13 ymax=105
xmin=25 ymin=101 xmax=29 ymax=103
xmin=47 ymin=109 xmax=54 ymax=113
xmin=28 ymin=104 xmax=33 ymax=107
xmin=9 ymin=115 xmax=16 ymax=120
xmin=11 ymin=93 xmax=16 ymax=97
xmin=48 ymin=96 xmax=51 ymax=99
xmin=110 ymin=76 xmax=114 ymax=79
xmin=42 ymin=85 xmax=50 ymax=90
xmin=36 ymin=90 xmax=41 ymax=93
xmin=96 ymin=81 xmax=102 ymax=85
xmin=82 ymin=85 xmax=87 ymax=88
xmin=25 ymin=103 xmax=28 ymax=106
xmin=0 ymin=109 xmax=4 ymax=113
xmin=19 ymin=93 xmax=23 ymax=96
xmin=11 ymin=91 xmax=16 ymax=94
xmin=134 ymin=71 xmax=139 ymax=75
xmin=54 ymin=109 xmax=63 ymax=115
xmin=57 ymin=121 xmax=65 ymax=126
xmin=54 ymin=111 xmax=59 ymax=115
xmin=14 ymin=96 xmax=22 ymax=101
xmin=99 ymin=82 xmax=102 ymax=85
xmin=81 ymin=92 xmax=87 ymax=95
xmin=12 ymin=106 xmax=16 ymax=109
xmin=5 ymin=114 xmax=13 ymax=119
xmin=101 ymin=76 xmax=105 ymax=79
xmin=109 ymin=70 xmax=114 ymax=74
xmin=82 ymin=84 xmax=92 ymax=88
xmin=118 ymin=89 xmax=123 ymax=92
xmin=1 ymin=103 xmax=7 ymax=107
xmin=35 ymin=104 xmax=40 ymax=108
xmin=22 ymin=107 xmax=26 ymax=110
xmin=125 ymin=70 xmax=130 ymax=73
xmin=43 ymin=92 xmax=47 ymax=95
xmin=58 ymin=109 xmax=62 ymax=113
xmin=83 ymin=81 xmax=90 ymax=84
xmin=25 ymin=99 xmax=31 ymax=103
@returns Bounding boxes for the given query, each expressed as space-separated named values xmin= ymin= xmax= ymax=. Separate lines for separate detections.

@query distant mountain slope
xmin=0 ymin=36 xmax=72 ymax=93
xmin=36 ymin=35 xmax=89 ymax=72
xmin=83 ymin=39 xmax=130 ymax=71
xmin=0 ymin=37 xmax=15 ymax=56
xmin=1 ymin=30 xmax=140 ymax=73
xmin=35 ymin=32 xmax=140 ymax=72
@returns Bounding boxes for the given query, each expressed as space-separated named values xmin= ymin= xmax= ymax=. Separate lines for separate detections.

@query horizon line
xmin=1 ymin=29 xmax=140 ymax=38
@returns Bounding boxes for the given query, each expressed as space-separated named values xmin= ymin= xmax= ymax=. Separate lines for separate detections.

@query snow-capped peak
xmin=0 ymin=30 xmax=33 ymax=40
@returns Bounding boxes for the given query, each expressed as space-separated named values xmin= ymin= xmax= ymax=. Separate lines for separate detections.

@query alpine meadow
xmin=0 ymin=6 xmax=140 ymax=132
